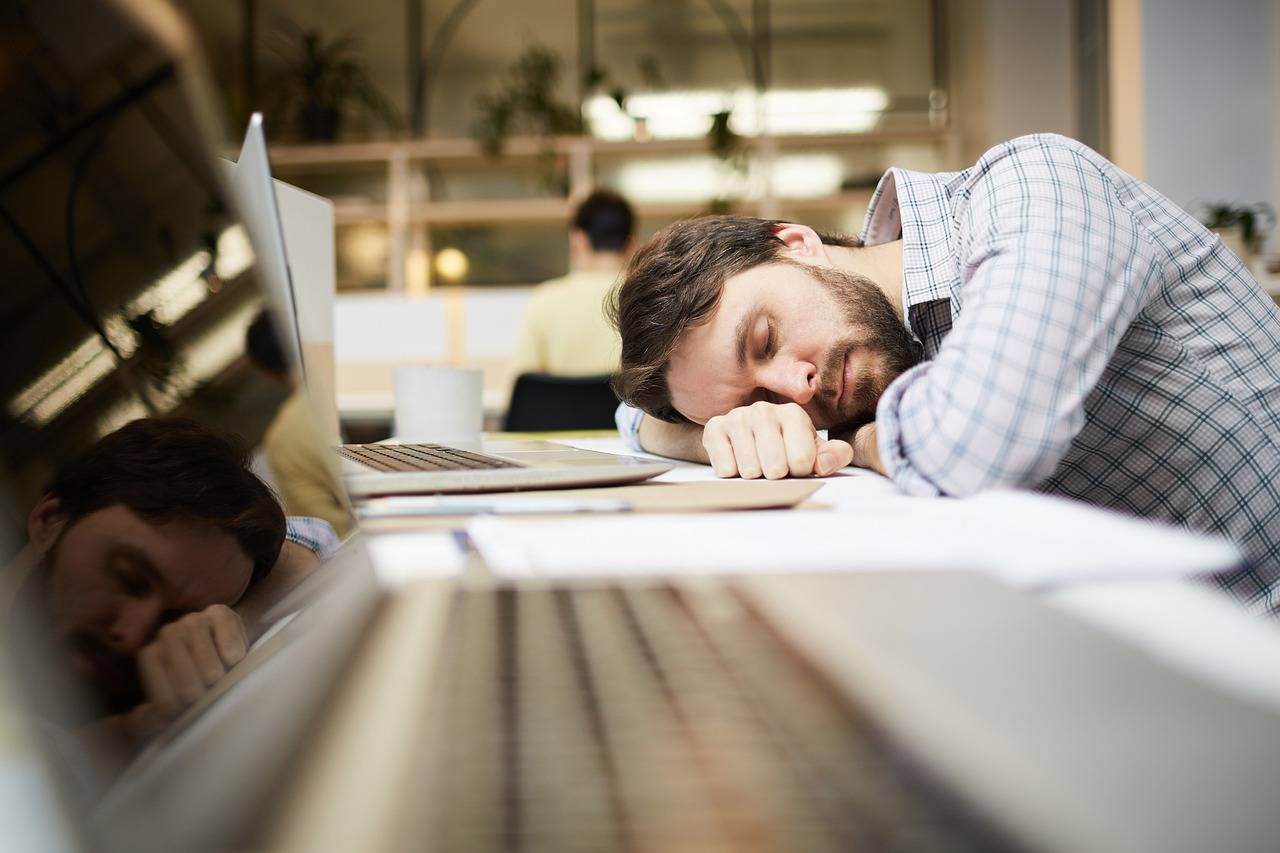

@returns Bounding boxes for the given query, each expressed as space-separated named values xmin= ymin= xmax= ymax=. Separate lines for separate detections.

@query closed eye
xmin=112 ymin=565 xmax=151 ymax=597
xmin=755 ymin=318 xmax=777 ymax=361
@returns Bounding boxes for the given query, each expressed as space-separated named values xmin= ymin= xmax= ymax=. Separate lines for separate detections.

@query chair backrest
xmin=503 ymin=373 xmax=620 ymax=431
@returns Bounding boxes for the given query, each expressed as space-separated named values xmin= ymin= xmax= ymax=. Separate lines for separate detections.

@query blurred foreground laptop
xmin=4 ymin=3 xmax=1280 ymax=853
xmin=226 ymin=115 xmax=671 ymax=497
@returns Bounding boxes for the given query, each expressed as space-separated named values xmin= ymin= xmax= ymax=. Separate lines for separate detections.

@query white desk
xmin=450 ymin=435 xmax=1280 ymax=715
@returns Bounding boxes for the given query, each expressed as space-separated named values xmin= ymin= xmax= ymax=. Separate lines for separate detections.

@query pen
xmin=356 ymin=496 xmax=633 ymax=518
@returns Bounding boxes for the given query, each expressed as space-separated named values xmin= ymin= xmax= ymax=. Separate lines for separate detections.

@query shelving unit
xmin=264 ymin=126 xmax=956 ymax=434
xmin=267 ymin=127 xmax=957 ymax=293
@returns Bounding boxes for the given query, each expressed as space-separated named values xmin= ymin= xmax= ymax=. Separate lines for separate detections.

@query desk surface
xmin=364 ymin=432 xmax=1280 ymax=715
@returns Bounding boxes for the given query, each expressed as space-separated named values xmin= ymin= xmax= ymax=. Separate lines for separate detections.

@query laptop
xmin=226 ymin=115 xmax=673 ymax=497
xmin=5 ymin=4 xmax=1280 ymax=853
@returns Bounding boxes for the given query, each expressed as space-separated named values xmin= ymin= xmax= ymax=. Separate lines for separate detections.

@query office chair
xmin=503 ymin=373 xmax=620 ymax=431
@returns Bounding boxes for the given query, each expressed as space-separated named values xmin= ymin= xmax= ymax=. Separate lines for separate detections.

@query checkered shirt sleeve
xmin=876 ymin=139 xmax=1163 ymax=496
xmin=871 ymin=135 xmax=1280 ymax=615
xmin=285 ymin=515 xmax=340 ymax=561
xmin=616 ymin=402 xmax=645 ymax=451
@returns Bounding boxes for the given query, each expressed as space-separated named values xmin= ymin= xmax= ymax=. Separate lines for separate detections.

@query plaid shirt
xmin=285 ymin=515 xmax=340 ymax=561
xmin=868 ymin=134 xmax=1280 ymax=614
xmin=617 ymin=134 xmax=1280 ymax=614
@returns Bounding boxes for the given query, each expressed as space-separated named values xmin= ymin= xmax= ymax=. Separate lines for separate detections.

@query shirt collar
xmin=860 ymin=167 xmax=964 ymax=311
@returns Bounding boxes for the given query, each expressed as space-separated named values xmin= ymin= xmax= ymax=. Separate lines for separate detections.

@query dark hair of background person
xmin=608 ymin=215 xmax=862 ymax=423
xmin=572 ymin=189 xmax=635 ymax=253
xmin=45 ymin=417 xmax=286 ymax=585
xmin=245 ymin=309 xmax=289 ymax=376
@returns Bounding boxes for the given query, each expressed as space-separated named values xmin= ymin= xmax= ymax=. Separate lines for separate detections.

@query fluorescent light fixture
xmin=178 ymin=300 xmax=260 ymax=391
xmin=769 ymin=154 xmax=845 ymax=198
xmin=613 ymin=153 xmax=843 ymax=203
xmin=214 ymin=225 xmax=254 ymax=280
xmin=9 ymin=225 xmax=255 ymax=427
xmin=586 ymin=86 xmax=888 ymax=141
xmin=613 ymin=157 xmax=750 ymax=203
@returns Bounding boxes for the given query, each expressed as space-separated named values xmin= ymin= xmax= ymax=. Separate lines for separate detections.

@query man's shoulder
xmin=978 ymin=133 xmax=1098 ymax=163
xmin=963 ymin=134 xmax=1120 ymax=203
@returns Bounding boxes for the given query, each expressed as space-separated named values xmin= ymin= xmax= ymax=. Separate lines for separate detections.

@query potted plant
xmin=267 ymin=25 xmax=400 ymax=142
xmin=473 ymin=46 xmax=583 ymax=158
xmin=1200 ymin=202 xmax=1275 ymax=261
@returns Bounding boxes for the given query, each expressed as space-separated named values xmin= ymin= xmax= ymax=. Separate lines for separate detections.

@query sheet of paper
xmin=467 ymin=490 xmax=1241 ymax=588
xmin=363 ymin=531 xmax=468 ymax=585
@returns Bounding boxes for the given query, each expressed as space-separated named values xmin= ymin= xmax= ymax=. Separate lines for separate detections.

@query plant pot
xmin=299 ymin=104 xmax=341 ymax=142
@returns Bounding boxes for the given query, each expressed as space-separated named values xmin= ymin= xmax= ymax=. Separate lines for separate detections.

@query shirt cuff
xmin=874 ymin=363 xmax=944 ymax=497
xmin=285 ymin=516 xmax=340 ymax=561
xmin=615 ymin=403 xmax=645 ymax=452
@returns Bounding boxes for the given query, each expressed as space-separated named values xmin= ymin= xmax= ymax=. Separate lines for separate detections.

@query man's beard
xmin=803 ymin=263 xmax=924 ymax=431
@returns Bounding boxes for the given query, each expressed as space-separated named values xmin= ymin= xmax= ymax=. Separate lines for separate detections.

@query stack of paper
xmin=468 ymin=490 xmax=1240 ymax=588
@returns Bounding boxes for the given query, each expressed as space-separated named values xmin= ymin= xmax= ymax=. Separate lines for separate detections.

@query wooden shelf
xmin=333 ymin=191 xmax=878 ymax=227
xmin=267 ymin=129 xmax=950 ymax=169
xmin=268 ymin=130 xmax=950 ymax=291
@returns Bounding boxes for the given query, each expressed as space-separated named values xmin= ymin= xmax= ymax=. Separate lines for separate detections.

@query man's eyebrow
xmin=110 ymin=543 xmax=167 ymax=593
xmin=735 ymin=305 xmax=767 ymax=369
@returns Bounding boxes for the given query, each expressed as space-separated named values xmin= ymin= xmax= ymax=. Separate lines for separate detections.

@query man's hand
xmin=703 ymin=402 xmax=853 ymax=479
xmin=131 ymin=604 xmax=247 ymax=735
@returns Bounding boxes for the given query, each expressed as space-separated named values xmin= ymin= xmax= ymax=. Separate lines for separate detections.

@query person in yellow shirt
xmin=513 ymin=190 xmax=635 ymax=376
xmin=245 ymin=312 xmax=355 ymax=537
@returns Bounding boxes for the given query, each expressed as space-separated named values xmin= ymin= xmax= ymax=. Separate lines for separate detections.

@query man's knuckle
xmin=789 ymin=449 xmax=817 ymax=471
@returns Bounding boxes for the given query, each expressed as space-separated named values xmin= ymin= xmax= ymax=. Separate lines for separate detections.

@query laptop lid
xmin=228 ymin=114 xmax=307 ymax=387
xmin=0 ymin=1 xmax=378 ymax=850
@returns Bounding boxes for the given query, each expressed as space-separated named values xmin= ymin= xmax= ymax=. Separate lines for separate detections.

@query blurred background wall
xmin=161 ymin=0 xmax=1280 ymax=436
xmin=1141 ymin=0 xmax=1276 ymax=215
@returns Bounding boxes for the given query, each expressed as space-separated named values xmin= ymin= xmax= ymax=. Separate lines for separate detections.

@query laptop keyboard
xmin=336 ymin=443 xmax=521 ymax=473
xmin=403 ymin=585 xmax=1017 ymax=852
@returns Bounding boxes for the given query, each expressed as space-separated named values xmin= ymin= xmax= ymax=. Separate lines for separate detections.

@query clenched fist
xmin=702 ymin=401 xmax=854 ymax=479
xmin=128 ymin=604 xmax=247 ymax=735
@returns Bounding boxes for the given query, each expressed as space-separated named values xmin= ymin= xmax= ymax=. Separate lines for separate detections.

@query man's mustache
xmin=69 ymin=629 xmax=144 ymax=714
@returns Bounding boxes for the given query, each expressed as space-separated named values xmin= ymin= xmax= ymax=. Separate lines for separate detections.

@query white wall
xmin=982 ymin=0 xmax=1078 ymax=146
xmin=950 ymin=0 xmax=1079 ymax=165
xmin=1141 ymin=0 xmax=1277 ymax=231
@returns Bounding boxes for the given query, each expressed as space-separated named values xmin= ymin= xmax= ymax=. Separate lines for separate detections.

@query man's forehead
xmin=151 ymin=518 xmax=253 ymax=604
xmin=668 ymin=307 xmax=751 ymax=423
xmin=93 ymin=507 xmax=252 ymax=604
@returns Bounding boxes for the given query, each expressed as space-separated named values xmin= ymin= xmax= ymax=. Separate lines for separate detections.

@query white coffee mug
xmin=393 ymin=366 xmax=483 ymax=447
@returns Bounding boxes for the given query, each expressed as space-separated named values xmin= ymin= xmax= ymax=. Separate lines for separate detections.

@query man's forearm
xmin=637 ymin=415 xmax=709 ymax=464
xmin=235 ymin=541 xmax=320 ymax=638
xmin=851 ymin=422 xmax=886 ymax=476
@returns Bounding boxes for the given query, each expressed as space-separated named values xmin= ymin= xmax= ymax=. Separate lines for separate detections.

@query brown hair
xmin=46 ymin=417 xmax=286 ymax=586
xmin=607 ymin=215 xmax=861 ymax=422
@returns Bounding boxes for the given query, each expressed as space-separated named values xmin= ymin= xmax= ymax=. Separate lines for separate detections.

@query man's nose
xmin=106 ymin=599 xmax=166 ymax=654
xmin=761 ymin=360 xmax=817 ymax=404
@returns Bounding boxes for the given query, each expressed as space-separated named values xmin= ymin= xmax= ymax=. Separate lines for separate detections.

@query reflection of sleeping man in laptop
xmin=5 ymin=417 xmax=337 ymax=756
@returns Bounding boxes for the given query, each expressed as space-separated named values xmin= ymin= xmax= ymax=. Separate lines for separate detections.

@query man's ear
xmin=772 ymin=223 xmax=832 ymax=266
xmin=28 ymin=494 xmax=67 ymax=554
